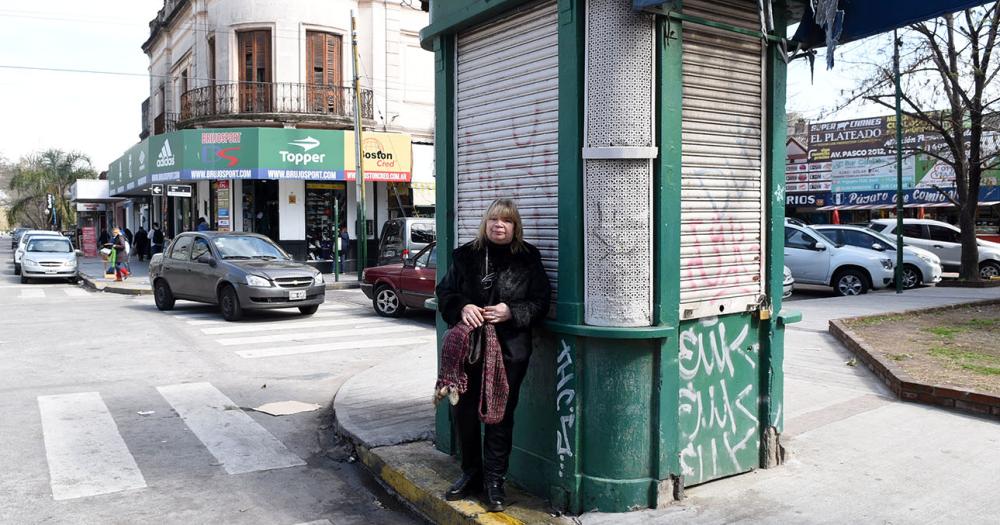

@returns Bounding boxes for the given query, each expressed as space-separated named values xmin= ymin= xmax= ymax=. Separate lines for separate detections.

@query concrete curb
xmin=325 ymin=279 xmax=361 ymax=290
xmin=79 ymin=272 xmax=152 ymax=296
xmin=830 ymin=299 xmax=1000 ymax=419
xmin=352 ymin=441 xmax=572 ymax=525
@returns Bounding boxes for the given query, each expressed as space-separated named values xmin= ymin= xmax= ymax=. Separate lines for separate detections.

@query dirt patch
xmin=845 ymin=303 xmax=1000 ymax=396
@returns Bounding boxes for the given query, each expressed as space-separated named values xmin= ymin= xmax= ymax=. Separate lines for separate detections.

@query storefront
xmin=107 ymin=127 xmax=420 ymax=264
xmin=69 ymin=179 xmax=123 ymax=255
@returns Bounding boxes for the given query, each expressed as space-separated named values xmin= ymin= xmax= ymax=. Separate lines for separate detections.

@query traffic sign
xmin=166 ymin=184 xmax=192 ymax=198
xmin=150 ymin=184 xmax=164 ymax=196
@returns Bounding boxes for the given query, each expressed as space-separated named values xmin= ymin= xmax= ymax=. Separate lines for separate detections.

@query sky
xmin=0 ymin=2 xmax=889 ymax=172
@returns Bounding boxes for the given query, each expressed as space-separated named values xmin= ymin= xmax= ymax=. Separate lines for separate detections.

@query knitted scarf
xmin=434 ymin=322 xmax=509 ymax=425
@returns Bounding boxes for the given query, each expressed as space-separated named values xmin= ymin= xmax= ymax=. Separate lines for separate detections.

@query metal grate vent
xmin=585 ymin=0 xmax=655 ymax=148
xmin=582 ymin=0 xmax=654 ymax=327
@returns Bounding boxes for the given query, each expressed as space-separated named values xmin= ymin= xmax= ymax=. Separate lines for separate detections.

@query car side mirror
xmin=197 ymin=253 xmax=217 ymax=267
xmin=75 ymin=249 xmax=83 ymax=256
xmin=403 ymin=256 xmax=416 ymax=268
xmin=814 ymin=243 xmax=827 ymax=251
xmin=871 ymin=243 xmax=885 ymax=252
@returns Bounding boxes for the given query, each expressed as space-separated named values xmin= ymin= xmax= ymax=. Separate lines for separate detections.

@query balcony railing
xmin=179 ymin=82 xmax=374 ymax=123
xmin=153 ymin=112 xmax=178 ymax=135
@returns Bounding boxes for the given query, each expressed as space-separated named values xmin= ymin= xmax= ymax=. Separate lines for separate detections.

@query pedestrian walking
xmin=434 ymin=198 xmax=551 ymax=512
xmin=196 ymin=217 xmax=210 ymax=231
xmin=109 ymin=228 xmax=130 ymax=281
xmin=133 ymin=226 xmax=149 ymax=262
xmin=150 ymin=223 xmax=165 ymax=255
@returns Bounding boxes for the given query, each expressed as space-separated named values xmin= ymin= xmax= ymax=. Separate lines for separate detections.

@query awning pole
xmin=894 ymin=29 xmax=904 ymax=293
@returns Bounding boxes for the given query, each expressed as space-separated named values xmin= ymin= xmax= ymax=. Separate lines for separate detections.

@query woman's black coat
xmin=436 ymin=241 xmax=551 ymax=363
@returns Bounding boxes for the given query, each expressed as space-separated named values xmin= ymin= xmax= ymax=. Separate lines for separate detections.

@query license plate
xmin=45 ymin=269 xmax=58 ymax=274
xmin=289 ymin=290 xmax=307 ymax=301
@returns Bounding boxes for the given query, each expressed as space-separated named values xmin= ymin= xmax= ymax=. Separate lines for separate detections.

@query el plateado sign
xmin=167 ymin=184 xmax=192 ymax=198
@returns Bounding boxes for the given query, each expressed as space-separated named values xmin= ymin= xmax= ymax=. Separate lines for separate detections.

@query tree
xmin=849 ymin=5 xmax=1000 ymax=281
xmin=6 ymin=150 xmax=98 ymax=230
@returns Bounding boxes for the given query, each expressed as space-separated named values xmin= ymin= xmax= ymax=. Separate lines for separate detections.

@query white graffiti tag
xmin=555 ymin=340 xmax=576 ymax=478
xmin=677 ymin=318 xmax=759 ymax=483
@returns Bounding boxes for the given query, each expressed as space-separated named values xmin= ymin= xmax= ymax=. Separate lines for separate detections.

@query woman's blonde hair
xmin=474 ymin=198 xmax=526 ymax=253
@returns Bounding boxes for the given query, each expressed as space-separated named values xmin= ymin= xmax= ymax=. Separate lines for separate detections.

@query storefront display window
xmin=305 ymin=182 xmax=347 ymax=260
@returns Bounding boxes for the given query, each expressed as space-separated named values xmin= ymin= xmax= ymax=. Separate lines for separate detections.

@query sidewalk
xmin=333 ymin=286 xmax=1000 ymax=524
xmin=78 ymin=256 xmax=360 ymax=295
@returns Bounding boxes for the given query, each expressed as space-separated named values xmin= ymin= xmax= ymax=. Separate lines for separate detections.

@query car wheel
xmin=901 ymin=264 xmax=922 ymax=289
xmin=833 ymin=269 xmax=869 ymax=296
xmin=20 ymin=274 xmax=28 ymax=284
xmin=374 ymin=285 xmax=406 ymax=318
xmin=14 ymin=263 xmax=20 ymax=276
xmin=219 ymin=285 xmax=243 ymax=322
xmin=299 ymin=305 xmax=319 ymax=316
xmin=154 ymin=279 xmax=175 ymax=311
xmin=980 ymin=261 xmax=1000 ymax=280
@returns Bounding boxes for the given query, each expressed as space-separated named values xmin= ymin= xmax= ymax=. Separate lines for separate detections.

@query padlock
xmin=759 ymin=307 xmax=771 ymax=320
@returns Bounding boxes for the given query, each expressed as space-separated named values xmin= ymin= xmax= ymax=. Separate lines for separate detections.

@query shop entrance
xmin=305 ymin=182 xmax=347 ymax=261
xmin=242 ymin=180 xmax=279 ymax=241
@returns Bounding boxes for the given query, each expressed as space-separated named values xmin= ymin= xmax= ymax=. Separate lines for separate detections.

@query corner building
xmin=109 ymin=0 xmax=435 ymax=265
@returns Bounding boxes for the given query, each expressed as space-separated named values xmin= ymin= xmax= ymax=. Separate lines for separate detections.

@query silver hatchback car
xmin=149 ymin=232 xmax=325 ymax=321
xmin=19 ymin=236 xmax=79 ymax=284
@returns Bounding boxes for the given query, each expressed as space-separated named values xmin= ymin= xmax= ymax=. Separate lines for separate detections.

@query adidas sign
xmin=156 ymin=139 xmax=176 ymax=168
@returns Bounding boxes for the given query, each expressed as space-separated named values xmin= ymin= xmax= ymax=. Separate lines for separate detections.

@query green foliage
xmin=928 ymin=346 xmax=1000 ymax=376
xmin=923 ymin=326 xmax=964 ymax=338
xmin=6 ymin=149 xmax=97 ymax=229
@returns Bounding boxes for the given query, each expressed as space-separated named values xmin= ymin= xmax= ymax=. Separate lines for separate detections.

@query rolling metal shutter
xmin=455 ymin=0 xmax=560 ymax=290
xmin=679 ymin=0 xmax=766 ymax=320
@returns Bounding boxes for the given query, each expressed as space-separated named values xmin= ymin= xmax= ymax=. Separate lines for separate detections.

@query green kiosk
xmin=423 ymin=0 xmax=796 ymax=512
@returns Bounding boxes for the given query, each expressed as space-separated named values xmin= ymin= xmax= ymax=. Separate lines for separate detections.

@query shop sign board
xmin=81 ymin=226 xmax=97 ymax=257
xmin=216 ymin=180 xmax=231 ymax=232
xmin=786 ymin=193 xmax=829 ymax=207
xmin=148 ymin=132 xmax=184 ymax=183
xmin=76 ymin=203 xmax=107 ymax=212
xmin=167 ymin=184 xmax=192 ymax=198
xmin=259 ymin=128 xmax=344 ymax=180
xmin=829 ymin=185 xmax=1000 ymax=207
xmin=188 ymin=129 xmax=258 ymax=180
xmin=345 ymin=131 xmax=412 ymax=182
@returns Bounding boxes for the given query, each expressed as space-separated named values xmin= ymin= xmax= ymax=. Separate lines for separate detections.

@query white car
xmin=813 ymin=224 xmax=943 ymax=289
xmin=13 ymin=230 xmax=65 ymax=275
xmin=868 ymin=218 xmax=1000 ymax=279
xmin=19 ymin=236 xmax=79 ymax=284
xmin=784 ymin=220 xmax=896 ymax=296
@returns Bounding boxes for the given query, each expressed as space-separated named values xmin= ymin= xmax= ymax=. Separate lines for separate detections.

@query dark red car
xmin=360 ymin=242 xmax=437 ymax=317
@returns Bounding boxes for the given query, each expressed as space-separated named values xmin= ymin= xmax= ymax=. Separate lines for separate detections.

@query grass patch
xmin=962 ymin=318 xmax=1000 ymax=329
xmin=923 ymin=326 xmax=964 ymax=338
xmin=849 ymin=314 xmax=906 ymax=327
xmin=887 ymin=353 xmax=912 ymax=361
xmin=960 ymin=364 xmax=1000 ymax=376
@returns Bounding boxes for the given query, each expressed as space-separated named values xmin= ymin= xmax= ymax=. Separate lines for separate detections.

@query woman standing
xmin=436 ymin=198 xmax=551 ymax=511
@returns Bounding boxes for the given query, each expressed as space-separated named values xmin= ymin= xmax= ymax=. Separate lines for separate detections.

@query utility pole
xmin=893 ymin=29 xmax=904 ymax=293
xmin=351 ymin=11 xmax=367 ymax=279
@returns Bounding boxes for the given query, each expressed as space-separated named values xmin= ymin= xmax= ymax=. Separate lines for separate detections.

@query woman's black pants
xmin=451 ymin=357 xmax=529 ymax=480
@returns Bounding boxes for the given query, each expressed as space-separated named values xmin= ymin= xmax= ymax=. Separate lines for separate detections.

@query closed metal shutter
xmin=679 ymin=0 xmax=766 ymax=320
xmin=455 ymin=0 xmax=559 ymax=290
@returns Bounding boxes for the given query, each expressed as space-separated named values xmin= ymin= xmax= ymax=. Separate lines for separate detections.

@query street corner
xmin=357 ymin=441 xmax=572 ymax=525
xmin=79 ymin=272 xmax=152 ymax=296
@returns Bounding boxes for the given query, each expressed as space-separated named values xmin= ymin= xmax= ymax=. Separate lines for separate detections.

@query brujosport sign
xmin=108 ymin=128 xmax=412 ymax=195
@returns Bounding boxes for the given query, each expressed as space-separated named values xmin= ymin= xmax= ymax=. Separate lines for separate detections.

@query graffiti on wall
xmin=555 ymin=339 xmax=576 ymax=479
xmin=677 ymin=316 xmax=760 ymax=484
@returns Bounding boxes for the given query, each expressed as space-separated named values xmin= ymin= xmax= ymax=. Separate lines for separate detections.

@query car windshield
xmin=213 ymin=236 xmax=289 ymax=259
xmin=865 ymin=229 xmax=900 ymax=250
xmin=27 ymin=239 xmax=72 ymax=253
xmin=807 ymin=227 xmax=839 ymax=246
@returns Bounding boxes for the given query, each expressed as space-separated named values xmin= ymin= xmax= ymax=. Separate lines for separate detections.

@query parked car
xmin=149 ymin=232 xmax=325 ymax=321
xmin=14 ymin=230 xmax=66 ymax=275
xmin=813 ymin=224 xmax=943 ymax=289
xmin=11 ymin=227 xmax=29 ymax=250
xmin=784 ymin=220 xmax=895 ymax=296
xmin=868 ymin=218 xmax=1000 ymax=279
xmin=376 ymin=217 xmax=436 ymax=266
xmin=782 ymin=265 xmax=794 ymax=299
xmin=362 ymin=242 xmax=437 ymax=317
xmin=19 ymin=236 xmax=79 ymax=284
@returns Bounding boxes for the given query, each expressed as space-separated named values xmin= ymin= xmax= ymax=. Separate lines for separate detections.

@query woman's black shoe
xmin=483 ymin=478 xmax=506 ymax=512
xmin=444 ymin=471 xmax=482 ymax=501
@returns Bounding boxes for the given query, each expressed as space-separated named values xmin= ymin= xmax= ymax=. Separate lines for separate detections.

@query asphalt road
xmin=0 ymin=236 xmax=434 ymax=524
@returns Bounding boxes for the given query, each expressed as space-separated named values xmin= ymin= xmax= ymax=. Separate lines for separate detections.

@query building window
xmin=237 ymin=29 xmax=272 ymax=112
xmin=306 ymin=31 xmax=343 ymax=114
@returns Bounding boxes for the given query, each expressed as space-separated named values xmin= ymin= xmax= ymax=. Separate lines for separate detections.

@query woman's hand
xmin=484 ymin=303 xmax=512 ymax=324
xmin=461 ymin=304 xmax=486 ymax=327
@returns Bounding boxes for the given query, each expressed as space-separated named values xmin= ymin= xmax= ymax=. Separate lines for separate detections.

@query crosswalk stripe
xmin=184 ymin=309 xmax=354 ymax=326
xmin=38 ymin=392 xmax=147 ymax=501
xmin=216 ymin=324 xmax=429 ymax=346
xmin=294 ymin=520 xmax=333 ymax=525
xmin=19 ymin=288 xmax=45 ymax=299
xmin=157 ymin=382 xmax=306 ymax=475
xmin=199 ymin=316 xmax=389 ymax=335
xmin=235 ymin=336 xmax=437 ymax=358
xmin=63 ymin=288 xmax=90 ymax=297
